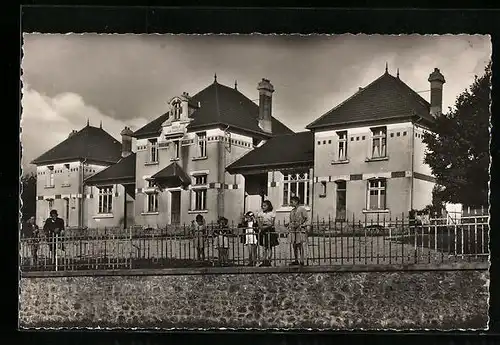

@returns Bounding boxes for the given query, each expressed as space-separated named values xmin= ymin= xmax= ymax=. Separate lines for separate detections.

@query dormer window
xmin=172 ymin=99 xmax=182 ymax=120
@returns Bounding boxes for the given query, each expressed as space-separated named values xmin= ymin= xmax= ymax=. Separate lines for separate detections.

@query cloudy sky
xmin=21 ymin=34 xmax=491 ymax=173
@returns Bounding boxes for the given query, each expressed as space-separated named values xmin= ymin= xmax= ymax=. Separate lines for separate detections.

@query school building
xmin=31 ymin=66 xmax=444 ymax=228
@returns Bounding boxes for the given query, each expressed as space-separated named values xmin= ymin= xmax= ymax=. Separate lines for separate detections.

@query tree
xmin=21 ymin=173 xmax=37 ymax=221
xmin=423 ymin=62 xmax=491 ymax=208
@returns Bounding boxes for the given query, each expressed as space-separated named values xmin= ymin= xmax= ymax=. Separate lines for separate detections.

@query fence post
xmin=54 ymin=234 xmax=58 ymax=272
xmin=129 ymin=225 xmax=132 ymax=269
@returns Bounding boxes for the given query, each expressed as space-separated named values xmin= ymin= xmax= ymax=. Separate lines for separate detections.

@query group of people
xmin=21 ymin=209 xmax=65 ymax=265
xmin=190 ymin=196 xmax=310 ymax=267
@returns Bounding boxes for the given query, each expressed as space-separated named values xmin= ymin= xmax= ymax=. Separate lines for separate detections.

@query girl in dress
xmin=256 ymin=200 xmax=279 ymax=267
xmin=239 ymin=211 xmax=259 ymax=266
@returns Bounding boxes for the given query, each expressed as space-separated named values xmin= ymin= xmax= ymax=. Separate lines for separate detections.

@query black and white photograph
xmin=19 ymin=34 xmax=491 ymax=330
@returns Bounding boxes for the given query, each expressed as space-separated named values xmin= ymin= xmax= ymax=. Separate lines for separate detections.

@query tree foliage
xmin=423 ymin=62 xmax=491 ymax=208
xmin=21 ymin=173 xmax=37 ymax=221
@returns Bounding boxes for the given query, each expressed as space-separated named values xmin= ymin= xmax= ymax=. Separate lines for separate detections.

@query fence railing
xmin=20 ymin=215 xmax=489 ymax=272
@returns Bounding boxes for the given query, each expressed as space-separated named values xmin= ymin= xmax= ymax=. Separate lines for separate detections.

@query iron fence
xmin=20 ymin=215 xmax=489 ymax=272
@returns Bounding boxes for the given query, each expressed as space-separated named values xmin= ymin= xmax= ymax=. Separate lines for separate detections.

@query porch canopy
xmin=226 ymin=131 xmax=314 ymax=175
xmin=150 ymin=162 xmax=191 ymax=189
xmin=85 ymin=153 xmax=136 ymax=198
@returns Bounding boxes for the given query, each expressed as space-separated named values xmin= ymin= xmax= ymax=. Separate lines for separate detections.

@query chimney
xmin=428 ymin=68 xmax=446 ymax=117
xmin=120 ymin=126 xmax=134 ymax=157
xmin=257 ymin=78 xmax=274 ymax=134
xmin=68 ymin=130 xmax=77 ymax=138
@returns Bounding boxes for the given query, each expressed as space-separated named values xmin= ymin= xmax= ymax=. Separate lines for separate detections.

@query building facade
xmin=31 ymin=123 xmax=123 ymax=228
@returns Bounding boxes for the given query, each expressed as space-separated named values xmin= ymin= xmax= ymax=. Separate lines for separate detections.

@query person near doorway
xmin=287 ymin=196 xmax=309 ymax=266
xmin=191 ymin=214 xmax=207 ymax=261
xmin=22 ymin=216 xmax=40 ymax=266
xmin=239 ymin=211 xmax=259 ymax=266
xmin=215 ymin=216 xmax=230 ymax=266
xmin=43 ymin=209 xmax=65 ymax=263
xmin=256 ymin=200 xmax=279 ymax=267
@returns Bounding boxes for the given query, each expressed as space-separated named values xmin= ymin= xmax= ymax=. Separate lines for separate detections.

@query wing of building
xmin=31 ymin=123 xmax=123 ymax=228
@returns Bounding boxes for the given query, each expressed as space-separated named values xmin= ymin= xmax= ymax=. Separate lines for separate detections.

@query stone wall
xmin=19 ymin=268 xmax=489 ymax=330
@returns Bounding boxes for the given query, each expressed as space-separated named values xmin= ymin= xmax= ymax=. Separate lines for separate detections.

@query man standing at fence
xmin=43 ymin=209 xmax=65 ymax=263
xmin=287 ymin=196 xmax=309 ymax=266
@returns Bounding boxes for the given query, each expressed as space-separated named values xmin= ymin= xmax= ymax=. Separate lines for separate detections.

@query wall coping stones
xmin=21 ymin=261 xmax=488 ymax=278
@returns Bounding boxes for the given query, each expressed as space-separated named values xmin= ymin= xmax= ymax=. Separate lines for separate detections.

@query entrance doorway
xmin=64 ymin=198 xmax=70 ymax=226
xmin=170 ymin=191 xmax=181 ymax=224
xmin=335 ymin=181 xmax=347 ymax=221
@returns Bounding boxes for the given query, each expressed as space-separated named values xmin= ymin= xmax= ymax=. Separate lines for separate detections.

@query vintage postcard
xmin=19 ymin=34 xmax=491 ymax=330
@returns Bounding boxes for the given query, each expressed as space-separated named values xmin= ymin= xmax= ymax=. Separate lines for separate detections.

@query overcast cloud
xmin=21 ymin=34 xmax=491 ymax=173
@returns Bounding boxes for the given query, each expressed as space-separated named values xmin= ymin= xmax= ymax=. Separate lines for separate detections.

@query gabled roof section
xmin=85 ymin=153 xmax=136 ymax=185
xmin=306 ymin=72 xmax=433 ymax=130
xmin=31 ymin=125 xmax=122 ymax=165
xmin=226 ymin=131 xmax=314 ymax=174
xmin=133 ymin=80 xmax=293 ymax=139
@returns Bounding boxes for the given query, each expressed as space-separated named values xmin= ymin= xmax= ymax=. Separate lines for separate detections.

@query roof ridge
xmin=306 ymin=73 xmax=387 ymax=129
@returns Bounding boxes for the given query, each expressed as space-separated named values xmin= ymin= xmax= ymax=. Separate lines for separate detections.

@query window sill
xmin=365 ymin=156 xmax=389 ymax=162
xmin=61 ymin=183 xmax=71 ymax=188
xmin=362 ymin=209 xmax=390 ymax=214
xmin=277 ymin=206 xmax=311 ymax=212
xmin=188 ymin=210 xmax=208 ymax=214
xmin=93 ymin=214 xmax=114 ymax=219
xmin=44 ymin=185 xmax=55 ymax=189
xmin=192 ymin=156 xmax=208 ymax=161
xmin=145 ymin=162 xmax=159 ymax=166
xmin=170 ymin=158 xmax=180 ymax=162
xmin=141 ymin=212 xmax=159 ymax=216
xmin=331 ymin=159 xmax=349 ymax=165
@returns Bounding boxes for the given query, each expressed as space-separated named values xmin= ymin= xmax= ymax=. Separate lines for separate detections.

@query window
xmin=63 ymin=164 xmax=70 ymax=186
xmin=172 ymin=99 xmax=182 ymax=120
xmin=319 ymin=181 xmax=327 ymax=197
xmin=196 ymin=132 xmax=207 ymax=158
xmin=47 ymin=166 xmax=54 ymax=187
xmin=173 ymin=140 xmax=180 ymax=159
xmin=367 ymin=179 xmax=386 ymax=210
xmin=148 ymin=139 xmax=158 ymax=163
xmin=337 ymin=131 xmax=348 ymax=160
xmin=48 ymin=199 xmax=54 ymax=210
xmin=371 ymin=127 xmax=387 ymax=158
xmin=98 ymin=186 xmax=113 ymax=214
xmin=191 ymin=174 xmax=207 ymax=211
xmin=283 ymin=171 xmax=310 ymax=206
xmin=146 ymin=181 xmax=159 ymax=213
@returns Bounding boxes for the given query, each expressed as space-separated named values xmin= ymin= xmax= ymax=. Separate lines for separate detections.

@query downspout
xmin=218 ymin=125 xmax=230 ymax=219
xmin=410 ymin=121 xmax=416 ymax=212
xmin=123 ymin=185 xmax=127 ymax=229
xmin=79 ymin=158 xmax=87 ymax=228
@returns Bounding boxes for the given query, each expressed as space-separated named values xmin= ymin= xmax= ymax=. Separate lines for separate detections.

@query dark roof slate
xmin=133 ymin=81 xmax=293 ymax=138
xmin=85 ymin=153 xmax=136 ymax=185
xmin=31 ymin=125 xmax=122 ymax=165
xmin=226 ymin=131 xmax=314 ymax=173
xmin=306 ymin=72 xmax=433 ymax=129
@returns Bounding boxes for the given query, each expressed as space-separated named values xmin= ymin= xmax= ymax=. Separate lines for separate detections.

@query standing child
xmin=287 ymin=196 xmax=309 ymax=266
xmin=256 ymin=200 xmax=279 ymax=267
xmin=191 ymin=214 xmax=207 ymax=261
xmin=239 ymin=211 xmax=259 ymax=266
xmin=215 ymin=217 xmax=230 ymax=266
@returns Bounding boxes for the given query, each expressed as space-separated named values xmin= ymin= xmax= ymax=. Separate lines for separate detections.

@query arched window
xmin=172 ymin=99 xmax=182 ymax=120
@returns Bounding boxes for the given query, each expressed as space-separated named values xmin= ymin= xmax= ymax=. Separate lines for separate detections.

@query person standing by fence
xmin=22 ymin=216 xmax=40 ymax=266
xmin=43 ymin=210 xmax=65 ymax=263
xmin=191 ymin=214 xmax=207 ymax=261
xmin=239 ymin=211 xmax=259 ymax=266
xmin=215 ymin=216 xmax=230 ymax=266
xmin=256 ymin=200 xmax=279 ymax=267
xmin=287 ymin=196 xmax=309 ymax=266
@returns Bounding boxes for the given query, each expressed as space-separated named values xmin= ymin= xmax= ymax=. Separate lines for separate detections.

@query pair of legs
xmin=30 ymin=243 xmax=39 ymax=266
xmin=247 ymin=244 xmax=258 ymax=266
xmin=259 ymin=246 xmax=272 ymax=266
xmin=218 ymin=248 xmax=229 ymax=265
xmin=196 ymin=247 xmax=206 ymax=261
xmin=292 ymin=242 xmax=306 ymax=265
